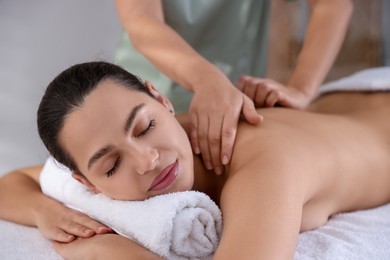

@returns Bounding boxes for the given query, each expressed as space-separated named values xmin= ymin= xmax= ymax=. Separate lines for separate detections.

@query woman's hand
xmin=0 ymin=166 xmax=110 ymax=243
xmin=189 ymin=81 xmax=262 ymax=175
xmin=237 ymin=75 xmax=314 ymax=109
xmin=34 ymin=198 xmax=112 ymax=243
xmin=52 ymin=234 xmax=162 ymax=260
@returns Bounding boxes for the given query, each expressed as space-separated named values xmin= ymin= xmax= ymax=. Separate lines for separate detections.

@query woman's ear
xmin=71 ymin=173 xmax=100 ymax=194
xmin=144 ymin=81 xmax=174 ymax=113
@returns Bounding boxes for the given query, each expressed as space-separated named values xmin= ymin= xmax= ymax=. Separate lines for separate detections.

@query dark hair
xmin=37 ymin=61 xmax=153 ymax=174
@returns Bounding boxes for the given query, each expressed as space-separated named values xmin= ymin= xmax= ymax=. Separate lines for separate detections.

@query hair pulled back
xmin=37 ymin=61 xmax=152 ymax=173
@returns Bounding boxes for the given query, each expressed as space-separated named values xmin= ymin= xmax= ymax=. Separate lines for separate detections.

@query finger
xmin=254 ymin=83 xmax=271 ymax=107
xmin=189 ymin=112 xmax=201 ymax=155
xmin=96 ymin=226 xmax=114 ymax=234
xmin=220 ymin=114 xmax=238 ymax=166
xmin=46 ymin=228 xmax=76 ymax=243
xmin=236 ymin=75 xmax=249 ymax=91
xmin=207 ymin=115 xmax=224 ymax=174
xmin=197 ymin=115 xmax=213 ymax=170
xmin=243 ymin=80 xmax=257 ymax=101
xmin=265 ymin=90 xmax=281 ymax=107
xmin=72 ymin=213 xmax=112 ymax=234
xmin=59 ymin=219 xmax=96 ymax=238
xmin=274 ymin=90 xmax=295 ymax=108
xmin=242 ymin=95 xmax=263 ymax=125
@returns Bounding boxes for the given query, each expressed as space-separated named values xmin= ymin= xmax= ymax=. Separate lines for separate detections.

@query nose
xmin=131 ymin=145 xmax=159 ymax=175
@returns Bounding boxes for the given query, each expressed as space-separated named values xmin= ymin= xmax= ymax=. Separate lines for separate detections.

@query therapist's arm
xmin=115 ymin=0 xmax=262 ymax=174
xmin=238 ymin=0 xmax=353 ymax=109
xmin=0 ymin=166 xmax=111 ymax=242
xmin=287 ymin=0 xmax=353 ymax=98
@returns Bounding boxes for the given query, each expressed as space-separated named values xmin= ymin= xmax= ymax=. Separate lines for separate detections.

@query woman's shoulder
xmin=230 ymin=108 xmax=339 ymax=174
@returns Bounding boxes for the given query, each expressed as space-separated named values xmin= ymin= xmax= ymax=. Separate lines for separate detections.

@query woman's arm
xmin=115 ymin=0 xmax=261 ymax=174
xmin=0 ymin=166 xmax=43 ymax=225
xmin=0 ymin=166 xmax=111 ymax=242
xmin=53 ymin=234 xmax=162 ymax=260
xmin=215 ymin=152 xmax=308 ymax=259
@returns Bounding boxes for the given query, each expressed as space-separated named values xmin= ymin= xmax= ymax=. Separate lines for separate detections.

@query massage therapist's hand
xmin=189 ymin=80 xmax=262 ymax=175
xmin=237 ymin=75 xmax=314 ymax=109
xmin=35 ymin=198 xmax=112 ymax=243
xmin=53 ymin=234 xmax=162 ymax=260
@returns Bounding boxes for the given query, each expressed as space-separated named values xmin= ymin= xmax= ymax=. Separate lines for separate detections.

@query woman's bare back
xmin=226 ymin=92 xmax=390 ymax=232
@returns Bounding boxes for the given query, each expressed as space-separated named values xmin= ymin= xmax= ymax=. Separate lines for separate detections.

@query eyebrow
xmin=87 ymin=145 xmax=114 ymax=170
xmin=87 ymin=103 xmax=145 ymax=171
xmin=123 ymin=103 xmax=145 ymax=134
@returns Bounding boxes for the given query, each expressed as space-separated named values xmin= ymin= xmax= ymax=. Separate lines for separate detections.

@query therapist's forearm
xmin=115 ymin=0 xmax=227 ymax=93
xmin=287 ymin=0 xmax=353 ymax=96
xmin=0 ymin=167 xmax=46 ymax=226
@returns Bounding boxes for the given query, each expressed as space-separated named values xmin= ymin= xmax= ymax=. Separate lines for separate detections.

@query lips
xmin=148 ymin=160 xmax=178 ymax=192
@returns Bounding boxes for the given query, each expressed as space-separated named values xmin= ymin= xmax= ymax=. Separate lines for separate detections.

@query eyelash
xmin=106 ymin=157 xmax=121 ymax=178
xmin=136 ymin=119 xmax=156 ymax=138
xmin=105 ymin=119 xmax=156 ymax=178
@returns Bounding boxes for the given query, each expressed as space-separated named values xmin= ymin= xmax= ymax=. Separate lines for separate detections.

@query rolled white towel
xmin=40 ymin=157 xmax=222 ymax=260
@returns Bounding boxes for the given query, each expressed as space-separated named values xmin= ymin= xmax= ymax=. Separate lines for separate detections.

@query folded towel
xmin=40 ymin=157 xmax=222 ymax=260
xmin=318 ymin=67 xmax=390 ymax=96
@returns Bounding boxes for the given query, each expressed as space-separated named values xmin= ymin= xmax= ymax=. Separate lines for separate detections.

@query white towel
xmin=0 ymin=219 xmax=62 ymax=260
xmin=40 ymin=157 xmax=222 ymax=260
xmin=318 ymin=67 xmax=390 ymax=96
xmin=295 ymin=204 xmax=390 ymax=260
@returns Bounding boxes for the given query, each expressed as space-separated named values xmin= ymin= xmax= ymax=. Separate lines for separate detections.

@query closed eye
xmin=136 ymin=119 xmax=156 ymax=138
xmin=106 ymin=157 xmax=121 ymax=178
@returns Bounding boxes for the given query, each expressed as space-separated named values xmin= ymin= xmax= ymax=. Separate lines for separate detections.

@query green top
xmin=115 ymin=0 xmax=270 ymax=113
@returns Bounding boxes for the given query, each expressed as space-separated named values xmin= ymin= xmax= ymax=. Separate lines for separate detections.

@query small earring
xmin=169 ymin=109 xmax=174 ymax=114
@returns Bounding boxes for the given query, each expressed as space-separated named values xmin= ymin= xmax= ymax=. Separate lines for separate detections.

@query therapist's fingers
xmin=254 ymin=82 xmax=273 ymax=107
xmin=244 ymin=84 xmax=258 ymax=102
xmin=266 ymin=90 xmax=281 ymax=107
xmin=237 ymin=76 xmax=258 ymax=101
xmin=207 ymin=114 xmax=224 ymax=175
xmin=189 ymin=113 xmax=201 ymax=155
xmin=236 ymin=75 xmax=248 ymax=91
xmin=220 ymin=114 xmax=237 ymax=167
xmin=242 ymin=95 xmax=263 ymax=125
xmin=197 ymin=115 xmax=213 ymax=170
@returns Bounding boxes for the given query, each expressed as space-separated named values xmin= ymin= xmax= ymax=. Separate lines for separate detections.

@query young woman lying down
xmin=0 ymin=62 xmax=389 ymax=259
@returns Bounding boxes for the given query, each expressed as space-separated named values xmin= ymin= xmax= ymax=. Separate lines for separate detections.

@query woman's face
xmin=59 ymin=80 xmax=194 ymax=200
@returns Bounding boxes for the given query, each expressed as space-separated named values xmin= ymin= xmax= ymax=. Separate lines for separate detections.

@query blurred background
xmin=0 ymin=1 xmax=121 ymax=174
xmin=0 ymin=0 xmax=389 ymax=175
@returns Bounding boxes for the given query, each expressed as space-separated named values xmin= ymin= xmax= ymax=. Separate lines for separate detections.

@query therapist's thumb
xmin=242 ymin=95 xmax=263 ymax=125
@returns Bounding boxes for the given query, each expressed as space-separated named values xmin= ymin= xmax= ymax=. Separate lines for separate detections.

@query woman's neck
xmin=192 ymin=154 xmax=226 ymax=204
xmin=175 ymin=113 xmax=227 ymax=203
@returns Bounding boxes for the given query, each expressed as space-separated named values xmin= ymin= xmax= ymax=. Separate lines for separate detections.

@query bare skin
xmin=115 ymin=0 xmax=353 ymax=173
xmin=214 ymin=93 xmax=390 ymax=258
xmin=1 ymin=91 xmax=390 ymax=259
